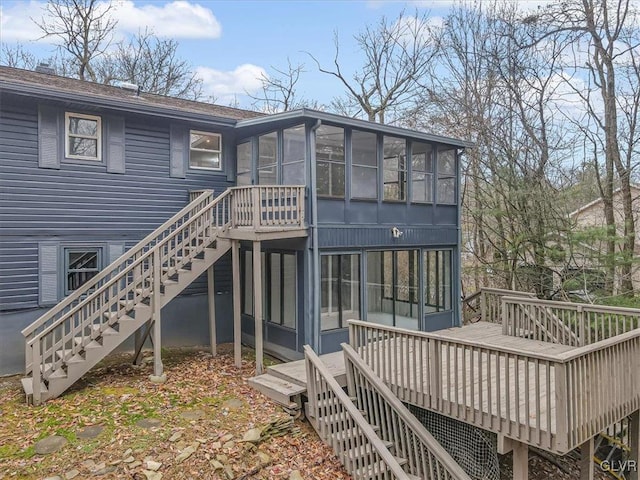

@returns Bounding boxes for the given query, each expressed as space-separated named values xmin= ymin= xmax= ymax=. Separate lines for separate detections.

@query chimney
xmin=35 ymin=63 xmax=56 ymax=75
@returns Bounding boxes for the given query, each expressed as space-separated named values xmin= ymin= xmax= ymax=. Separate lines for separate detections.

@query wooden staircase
xmin=21 ymin=186 xmax=307 ymax=405
xmin=304 ymin=345 xmax=471 ymax=480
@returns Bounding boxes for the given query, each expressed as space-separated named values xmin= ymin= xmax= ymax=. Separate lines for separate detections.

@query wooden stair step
xmin=341 ymin=442 xmax=398 ymax=461
xmin=73 ymin=337 xmax=102 ymax=349
xmin=330 ymin=425 xmax=381 ymax=441
xmin=92 ymin=325 xmax=119 ymax=336
xmin=21 ymin=377 xmax=48 ymax=396
xmin=248 ymin=374 xmax=305 ymax=408
xmin=352 ymin=459 xmax=412 ymax=480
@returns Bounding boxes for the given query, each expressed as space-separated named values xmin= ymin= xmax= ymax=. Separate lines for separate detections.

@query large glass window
xmin=236 ymin=142 xmax=252 ymax=185
xmin=367 ymin=250 xmax=419 ymax=329
xmin=351 ymin=130 xmax=378 ymax=199
xmin=242 ymin=250 xmax=297 ymax=330
xmin=189 ymin=131 xmax=222 ymax=170
xmin=424 ymin=250 xmax=452 ymax=313
xmin=437 ymin=147 xmax=457 ymax=204
xmin=282 ymin=125 xmax=306 ymax=185
xmin=321 ymin=254 xmax=361 ymax=331
xmin=65 ymin=112 xmax=101 ymax=161
xmin=65 ymin=248 xmax=101 ymax=294
xmin=411 ymin=142 xmax=433 ymax=203
xmin=257 ymin=132 xmax=278 ymax=184
xmin=316 ymin=125 xmax=345 ymax=197
xmin=383 ymin=136 xmax=406 ymax=201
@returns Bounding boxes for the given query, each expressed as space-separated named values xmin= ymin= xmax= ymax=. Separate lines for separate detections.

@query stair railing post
xmin=480 ymin=288 xmax=487 ymax=322
xmin=32 ymin=339 xmax=41 ymax=405
xmin=151 ymin=247 xmax=164 ymax=381
xmin=252 ymin=187 xmax=261 ymax=229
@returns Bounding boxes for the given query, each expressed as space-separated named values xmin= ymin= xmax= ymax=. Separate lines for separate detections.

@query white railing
xmin=22 ymin=189 xmax=232 ymax=402
xmin=231 ymin=185 xmax=305 ymax=228
xmin=502 ymin=296 xmax=640 ymax=346
xmin=348 ymin=319 xmax=640 ymax=454
xmin=476 ymin=287 xmax=536 ymax=323
xmin=343 ymin=344 xmax=471 ymax=480
xmin=304 ymin=346 xmax=412 ymax=480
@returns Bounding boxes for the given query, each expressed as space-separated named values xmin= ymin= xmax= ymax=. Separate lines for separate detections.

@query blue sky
xmin=0 ymin=0 xmax=461 ymax=107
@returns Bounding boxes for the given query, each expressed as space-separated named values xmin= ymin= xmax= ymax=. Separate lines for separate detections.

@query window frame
xmin=436 ymin=147 xmax=457 ymax=205
xmin=382 ymin=136 xmax=407 ymax=202
xmin=189 ymin=130 xmax=223 ymax=171
xmin=63 ymin=247 xmax=102 ymax=295
xmin=65 ymin=112 xmax=102 ymax=161
xmin=411 ymin=141 xmax=434 ymax=204
xmin=423 ymin=248 xmax=453 ymax=313
xmin=351 ymin=130 xmax=379 ymax=201
xmin=315 ymin=124 xmax=346 ymax=198
xmin=320 ymin=253 xmax=361 ymax=331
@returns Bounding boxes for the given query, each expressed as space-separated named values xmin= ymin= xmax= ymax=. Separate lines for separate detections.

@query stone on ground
xmin=179 ymin=409 xmax=205 ymax=421
xmin=289 ymin=470 xmax=304 ymax=480
xmin=64 ymin=469 xmax=79 ymax=479
xmin=221 ymin=398 xmax=244 ymax=410
xmin=34 ymin=435 xmax=68 ymax=455
xmin=76 ymin=425 xmax=104 ymax=439
xmin=241 ymin=428 xmax=262 ymax=443
xmin=136 ymin=418 xmax=162 ymax=428
xmin=175 ymin=444 xmax=198 ymax=463
xmin=146 ymin=460 xmax=162 ymax=471
xmin=168 ymin=431 xmax=182 ymax=442
xmin=142 ymin=470 xmax=163 ymax=480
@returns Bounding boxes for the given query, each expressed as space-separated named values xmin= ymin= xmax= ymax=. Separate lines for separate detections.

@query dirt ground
xmin=0 ymin=345 xmax=618 ymax=480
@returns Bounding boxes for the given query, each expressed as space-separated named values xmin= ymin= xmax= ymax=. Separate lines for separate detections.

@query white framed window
xmin=189 ymin=130 xmax=222 ymax=170
xmin=64 ymin=247 xmax=102 ymax=295
xmin=65 ymin=112 xmax=102 ymax=161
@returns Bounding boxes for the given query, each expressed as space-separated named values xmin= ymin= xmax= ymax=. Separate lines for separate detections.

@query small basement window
xmin=65 ymin=112 xmax=102 ymax=161
xmin=65 ymin=248 xmax=101 ymax=294
xmin=189 ymin=131 xmax=222 ymax=170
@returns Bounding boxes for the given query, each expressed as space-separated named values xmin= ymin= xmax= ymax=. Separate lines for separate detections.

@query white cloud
xmin=195 ymin=64 xmax=267 ymax=101
xmin=0 ymin=1 xmax=221 ymax=43
xmin=113 ymin=1 xmax=221 ymax=39
xmin=0 ymin=1 xmax=47 ymax=42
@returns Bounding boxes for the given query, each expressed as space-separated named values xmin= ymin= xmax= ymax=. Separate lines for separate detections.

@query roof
xmin=0 ymin=66 xmax=262 ymax=124
xmin=570 ymin=184 xmax=640 ymax=218
xmin=236 ymin=108 xmax=474 ymax=148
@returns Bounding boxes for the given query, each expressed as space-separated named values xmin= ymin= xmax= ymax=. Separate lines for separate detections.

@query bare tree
xmin=96 ymin=29 xmax=203 ymax=100
xmin=248 ymin=59 xmax=321 ymax=113
xmin=309 ymin=10 xmax=438 ymax=124
xmin=35 ymin=0 xmax=117 ymax=81
xmin=1 ymin=44 xmax=38 ymax=70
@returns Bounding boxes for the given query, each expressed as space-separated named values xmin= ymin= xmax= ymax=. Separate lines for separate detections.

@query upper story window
xmin=65 ymin=112 xmax=102 ymax=161
xmin=437 ymin=147 xmax=457 ymax=204
xmin=190 ymin=131 xmax=222 ymax=170
xmin=258 ymin=131 xmax=278 ymax=184
xmin=411 ymin=142 xmax=433 ymax=203
xmin=236 ymin=142 xmax=252 ymax=185
xmin=283 ymin=125 xmax=306 ymax=185
xmin=383 ymin=136 xmax=406 ymax=201
xmin=352 ymin=130 xmax=378 ymax=200
xmin=316 ymin=125 xmax=345 ymax=198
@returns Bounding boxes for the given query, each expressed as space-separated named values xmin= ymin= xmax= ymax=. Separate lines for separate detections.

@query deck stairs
xmin=304 ymin=345 xmax=472 ymax=480
xmin=21 ymin=186 xmax=306 ymax=405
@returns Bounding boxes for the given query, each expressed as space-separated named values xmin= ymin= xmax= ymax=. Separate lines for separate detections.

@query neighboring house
xmin=568 ymin=184 xmax=640 ymax=293
xmin=0 ymin=65 xmax=470 ymax=381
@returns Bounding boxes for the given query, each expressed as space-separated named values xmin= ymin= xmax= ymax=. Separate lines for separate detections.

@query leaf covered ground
xmin=0 ymin=345 xmax=349 ymax=480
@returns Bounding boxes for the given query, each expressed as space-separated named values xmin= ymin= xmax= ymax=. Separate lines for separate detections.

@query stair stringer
xmin=37 ymin=239 xmax=231 ymax=402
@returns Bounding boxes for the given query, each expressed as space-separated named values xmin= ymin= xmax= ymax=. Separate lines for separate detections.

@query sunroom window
xmin=65 ymin=112 xmax=101 ymax=161
xmin=316 ymin=125 xmax=345 ymax=197
xmin=351 ymin=130 xmax=378 ymax=200
xmin=257 ymin=132 xmax=278 ymax=184
xmin=282 ymin=125 xmax=306 ymax=185
xmin=190 ymin=131 xmax=222 ymax=170
xmin=411 ymin=142 xmax=433 ymax=203
xmin=236 ymin=142 xmax=252 ymax=185
xmin=424 ymin=249 xmax=452 ymax=312
xmin=321 ymin=254 xmax=361 ymax=331
xmin=383 ymin=136 xmax=406 ymax=201
xmin=437 ymin=147 xmax=457 ymax=204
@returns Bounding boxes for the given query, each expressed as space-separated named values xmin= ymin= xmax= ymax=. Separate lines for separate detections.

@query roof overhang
xmin=235 ymin=108 xmax=474 ymax=148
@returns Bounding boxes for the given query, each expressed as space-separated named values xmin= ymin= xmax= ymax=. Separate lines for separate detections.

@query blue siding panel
xmin=317 ymin=226 xmax=458 ymax=249
xmin=0 ymin=96 xmax=235 ymax=311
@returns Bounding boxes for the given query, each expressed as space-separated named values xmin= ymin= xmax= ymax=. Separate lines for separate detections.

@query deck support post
xmin=253 ymin=240 xmax=263 ymax=375
xmin=150 ymin=248 xmax=164 ymax=382
xmin=232 ymin=240 xmax=242 ymax=368
xmin=207 ymin=265 xmax=217 ymax=357
xmin=579 ymin=437 xmax=594 ymax=480
xmin=512 ymin=441 xmax=528 ymax=480
xmin=133 ymin=327 xmax=144 ymax=365
xmin=630 ymin=409 xmax=639 ymax=480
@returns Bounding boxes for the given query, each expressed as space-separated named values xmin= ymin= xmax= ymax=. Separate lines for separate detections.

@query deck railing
xmin=304 ymin=345 xmax=412 ymax=480
xmin=230 ymin=185 xmax=305 ymax=228
xmin=463 ymin=287 xmax=535 ymax=324
xmin=348 ymin=319 xmax=640 ymax=454
xmin=502 ymin=296 xmax=640 ymax=346
xmin=343 ymin=344 xmax=472 ymax=480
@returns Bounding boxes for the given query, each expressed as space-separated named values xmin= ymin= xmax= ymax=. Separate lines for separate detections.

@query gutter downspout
xmin=310 ymin=119 xmax=322 ymax=351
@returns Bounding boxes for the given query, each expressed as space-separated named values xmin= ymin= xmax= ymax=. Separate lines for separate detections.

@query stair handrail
xmin=23 ymin=189 xmax=231 ymax=383
xmin=342 ymin=343 xmax=472 ymax=480
xmin=22 ymin=189 xmax=216 ymax=341
xmin=26 ymin=192 xmax=230 ymax=349
xmin=304 ymin=345 xmax=412 ymax=480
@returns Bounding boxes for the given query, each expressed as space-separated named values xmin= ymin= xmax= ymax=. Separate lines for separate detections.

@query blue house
xmin=0 ymin=66 xmax=470 ymax=402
